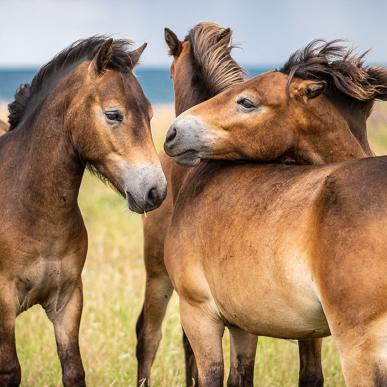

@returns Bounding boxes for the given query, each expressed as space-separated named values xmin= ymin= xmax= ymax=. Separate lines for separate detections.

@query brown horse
xmin=165 ymin=42 xmax=387 ymax=386
xmin=0 ymin=37 xmax=166 ymax=386
xmin=0 ymin=118 xmax=8 ymax=134
xmin=136 ymin=23 xmax=249 ymax=387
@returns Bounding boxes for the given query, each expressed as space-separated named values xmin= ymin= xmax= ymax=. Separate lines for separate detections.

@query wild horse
xmin=0 ymin=37 xmax=166 ymax=386
xmin=165 ymin=41 xmax=387 ymax=386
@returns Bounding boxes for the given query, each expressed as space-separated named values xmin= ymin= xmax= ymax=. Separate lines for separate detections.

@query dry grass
xmin=0 ymin=101 xmax=7 ymax=121
xmin=0 ymin=101 xmax=387 ymax=386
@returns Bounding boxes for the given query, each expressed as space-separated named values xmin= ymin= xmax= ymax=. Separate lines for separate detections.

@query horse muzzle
xmin=164 ymin=115 xmax=214 ymax=166
xmin=124 ymin=165 xmax=167 ymax=213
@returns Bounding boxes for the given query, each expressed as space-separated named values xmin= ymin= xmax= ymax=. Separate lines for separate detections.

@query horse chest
xmin=0 ymin=214 xmax=87 ymax=314
xmin=15 ymin=257 xmax=80 ymax=315
xmin=13 ymin=239 xmax=85 ymax=315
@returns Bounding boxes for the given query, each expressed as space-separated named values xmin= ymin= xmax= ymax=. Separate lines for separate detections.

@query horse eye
xmin=104 ymin=110 xmax=123 ymax=124
xmin=237 ymin=98 xmax=256 ymax=110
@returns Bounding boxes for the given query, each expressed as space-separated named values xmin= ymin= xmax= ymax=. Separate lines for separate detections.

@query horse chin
xmin=125 ymin=191 xmax=145 ymax=214
xmin=175 ymin=153 xmax=201 ymax=166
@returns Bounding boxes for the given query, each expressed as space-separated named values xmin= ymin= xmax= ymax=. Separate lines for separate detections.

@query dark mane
xmin=8 ymin=36 xmax=134 ymax=130
xmin=280 ymin=39 xmax=387 ymax=102
xmin=186 ymin=22 xmax=245 ymax=95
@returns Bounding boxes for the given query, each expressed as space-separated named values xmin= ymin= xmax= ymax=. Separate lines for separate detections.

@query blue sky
xmin=1 ymin=0 xmax=386 ymax=67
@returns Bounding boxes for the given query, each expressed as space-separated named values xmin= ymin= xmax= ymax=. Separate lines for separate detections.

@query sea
xmin=0 ymin=66 xmax=274 ymax=105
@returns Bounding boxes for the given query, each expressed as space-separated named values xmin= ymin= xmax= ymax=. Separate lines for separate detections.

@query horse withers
xmin=0 ymin=37 xmax=166 ymax=386
xmin=164 ymin=41 xmax=387 ymax=386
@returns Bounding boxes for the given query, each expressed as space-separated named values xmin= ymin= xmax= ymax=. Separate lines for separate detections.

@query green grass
xmin=7 ymin=102 xmax=387 ymax=386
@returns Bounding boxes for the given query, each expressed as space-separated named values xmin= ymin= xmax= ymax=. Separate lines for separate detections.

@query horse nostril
xmin=165 ymin=126 xmax=177 ymax=144
xmin=146 ymin=186 xmax=158 ymax=207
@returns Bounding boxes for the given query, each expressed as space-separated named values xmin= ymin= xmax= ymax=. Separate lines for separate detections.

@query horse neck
xmin=174 ymin=60 xmax=211 ymax=116
xmin=4 ymin=97 xmax=84 ymax=222
xmin=332 ymin=95 xmax=374 ymax=157
xmin=294 ymin=97 xmax=374 ymax=165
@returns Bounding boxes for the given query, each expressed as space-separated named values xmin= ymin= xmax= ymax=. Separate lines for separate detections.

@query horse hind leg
xmin=333 ymin=318 xmax=387 ymax=387
xmin=136 ymin=270 xmax=173 ymax=386
xmin=0 ymin=286 xmax=21 ymax=387
xmin=298 ymin=339 xmax=324 ymax=387
xmin=226 ymin=326 xmax=258 ymax=387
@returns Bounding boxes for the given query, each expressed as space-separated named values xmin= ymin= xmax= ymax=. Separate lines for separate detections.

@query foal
xmin=0 ymin=37 xmax=166 ymax=386
xmin=165 ymin=42 xmax=387 ymax=386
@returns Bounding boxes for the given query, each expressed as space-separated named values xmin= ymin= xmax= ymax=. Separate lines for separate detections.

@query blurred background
xmin=1 ymin=0 xmax=387 ymax=103
xmin=1 ymin=1 xmax=387 ymax=386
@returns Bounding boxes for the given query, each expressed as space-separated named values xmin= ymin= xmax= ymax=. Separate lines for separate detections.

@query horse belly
xmin=208 ymin=247 xmax=330 ymax=339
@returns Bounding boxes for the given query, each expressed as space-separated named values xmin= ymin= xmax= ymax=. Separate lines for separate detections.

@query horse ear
xmin=217 ymin=27 xmax=231 ymax=43
xmin=92 ymin=38 xmax=113 ymax=75
xmin=292 ymin=80 xmax=326 ymax=100
xmin=164 ymin=27 xmax=182 ymax=56
xmin=129 ymin=43 xmax=147 ymax=68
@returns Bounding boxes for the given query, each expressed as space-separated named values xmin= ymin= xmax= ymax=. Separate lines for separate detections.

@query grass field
xmin=1 ymin=102 xmax=387 ymax=386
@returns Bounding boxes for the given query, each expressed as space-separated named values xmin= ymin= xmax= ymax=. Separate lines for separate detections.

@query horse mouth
xmin=172 ymin=149 xmax=201 ymax=166
xmin=125 ymin=191 xmax=146 ymax=214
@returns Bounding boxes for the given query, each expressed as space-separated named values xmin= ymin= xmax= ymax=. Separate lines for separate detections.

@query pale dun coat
xmin=164 ymin=39 xmax=387 ymax=386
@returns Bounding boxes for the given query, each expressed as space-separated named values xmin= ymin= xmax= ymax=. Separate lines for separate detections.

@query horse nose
xmin=166 ymin=126 xmax=177 ymax=143
xmin=164 ymin=125 xmax=178 ymax=150
xmin=144 ymin=184 xmax=166 ymax=210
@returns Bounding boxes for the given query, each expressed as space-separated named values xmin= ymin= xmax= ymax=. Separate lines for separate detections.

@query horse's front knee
xmin=62 ymin=369 xmax=86 ymax=387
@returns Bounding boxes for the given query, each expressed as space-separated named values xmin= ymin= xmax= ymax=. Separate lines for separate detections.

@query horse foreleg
xmin=0 ymin=285 xmax=20 ymax=387
xmin=136 ymin=271 xmax=173 ymax=386
xmin=298 ymin=339 xmax=324 ymax=387
xmin=180 ymin=299 xmax=225 ymax=387
xmin=182 ymin=329 xmax=198 ymax=387
xmin=226 ymin=326 xmax=257 ymax=387
xmin=46 ymin=279 xmax=85 ymax=387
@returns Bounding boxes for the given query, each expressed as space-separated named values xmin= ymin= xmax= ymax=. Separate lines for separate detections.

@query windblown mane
xmin=186 ymin=22 xmax=245 ymax=94
xmin=8 ymin=36 xmax=134 ymax=130
xmin=280 ymin=39 xmax=387 ymax=102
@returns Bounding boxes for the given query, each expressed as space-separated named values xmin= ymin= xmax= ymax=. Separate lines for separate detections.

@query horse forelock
xmin=8 ymin=36 xmax=135 ymax=131
xmin=280 ymin=39 xmax=387 ymax=103
xmin=186 ymin=22 xmax=246 ymax=95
